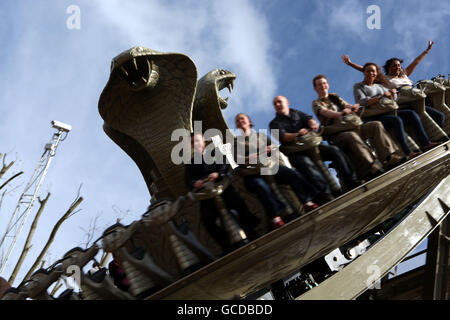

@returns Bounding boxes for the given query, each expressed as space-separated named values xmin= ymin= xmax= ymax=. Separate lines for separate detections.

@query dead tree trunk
xmin=100 ymin=251 xmax=112 ymax=267
xmin=8 ymin=193 xmax=51 ymax=284
xmin=0 ymin=154 xmax=15 ymax=180
xmin=50 ymin=278 xmax=63 ymax=297
xmin=22 ymin=196 xmax=83 ymax=282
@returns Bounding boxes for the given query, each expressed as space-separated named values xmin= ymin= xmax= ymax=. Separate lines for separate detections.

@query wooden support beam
xmin=297 ymin=176 xmax=450 ymax=300
xmin=423 ymin=214 xmax=450 ymax=300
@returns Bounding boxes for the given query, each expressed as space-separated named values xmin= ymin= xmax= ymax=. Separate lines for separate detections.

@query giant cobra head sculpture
xmin=98 ymin=46 xmax=236 ymax=201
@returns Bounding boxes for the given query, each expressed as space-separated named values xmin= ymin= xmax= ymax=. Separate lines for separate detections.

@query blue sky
xmin=1 ymin=0 xmax=448 ymax=287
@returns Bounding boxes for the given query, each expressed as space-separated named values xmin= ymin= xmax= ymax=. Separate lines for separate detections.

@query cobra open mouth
xmin=216 ymin=70 xmax=236 ymax=109
xmin=117 ymin=55 xmax=159 ymax=91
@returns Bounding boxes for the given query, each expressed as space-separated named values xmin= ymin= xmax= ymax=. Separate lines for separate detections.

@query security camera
xmin=51 ymin=120 xmax=72 ymax=132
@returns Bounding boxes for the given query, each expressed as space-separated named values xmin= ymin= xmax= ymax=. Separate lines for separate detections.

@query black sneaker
xmin=315 ymin=193 xmax=335 ymax=206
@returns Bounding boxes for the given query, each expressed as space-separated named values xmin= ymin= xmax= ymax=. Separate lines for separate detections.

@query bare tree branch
xmin=22 ymin=196 xmax=83 ymax=282
xmin=0 ymin=171 xmax=24 ymax=191
xmin=100 ymin=251 xmax=112 ymax=268
xmin=0 ymin=154 xmax=15 ymax=180
xmin=68 ymin=209 xmax=82 ymax=220
xmin=79 ymin=213 xmax=102 ymax=249
xmin=0 ymin=190 xmax=7 ymax=213
xmin=1 ymin=181 xmax=24 ymax=199
xmin=50 ymin=278 xmax=63 ymax=297
xmin=8 ymin=193 xmax=50 ymax=284
xmin=76 ymin=184 xmax=83 ymax=199
xmin=111 ymin=205 xmax=132 ymax=222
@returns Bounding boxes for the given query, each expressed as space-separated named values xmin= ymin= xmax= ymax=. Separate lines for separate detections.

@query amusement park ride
xmin=1 ymin=47 xmax=449 ymax=300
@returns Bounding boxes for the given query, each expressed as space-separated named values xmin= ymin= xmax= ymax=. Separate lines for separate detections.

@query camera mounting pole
xmin=0 ymin=121 xmax=71 ymax=275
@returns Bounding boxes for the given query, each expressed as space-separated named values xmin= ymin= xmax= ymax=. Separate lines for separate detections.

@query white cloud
xmin=0 ymin=0 xmax=277 ymax=285
xmin=391 ymin=2 xmax=450 ymax=61
xmin=328 ymin=0 xmax=367 ymax=40
xmin=93 ymin=0 xmax=276 ymax=115
xmin=210 ymin=1 xmax=276 ymax=105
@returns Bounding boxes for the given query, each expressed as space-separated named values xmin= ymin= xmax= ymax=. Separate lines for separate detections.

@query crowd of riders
xmin=185 ymin=40 xmax=449 ymax=255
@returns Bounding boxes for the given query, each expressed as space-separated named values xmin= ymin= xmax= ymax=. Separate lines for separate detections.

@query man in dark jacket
xmin=270 ymin=95 xmax=360 ymax=197
xmin=184 ymin=133 xmax=259 ymax=254
xmin=108 ymin=256 xmax=130 ymax=292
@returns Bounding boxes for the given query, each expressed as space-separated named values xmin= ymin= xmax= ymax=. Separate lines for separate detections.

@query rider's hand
xmin=426 ymin=40 xmax=434 ymax=52
xmin=249 ymin=153 xmax=258 ymax=163
xmin=342 ymin=54 xmax=351 ymax=65
xmin=383 ymin=91 xmax=393 ymax=98
xmin=351 ymin=103 xmax=360 ymax=112
xmin=309 ymin=119 xmax=320 ymax=131
xmin=298 ymin=128 xmax=309 ymax=136
xmin=341 ymin=108 xmax=352 ymax=116
xmin=208 ymin=172 xmax=219 ymax=181
xmin=194 ymin=180 xmax=204 ymax=189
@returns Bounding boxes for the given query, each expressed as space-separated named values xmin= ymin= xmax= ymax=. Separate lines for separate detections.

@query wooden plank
xmin=366 ymin=266 xmax=426 ymax=300
xmin=423 ymin=215 xmax=450 ymax=300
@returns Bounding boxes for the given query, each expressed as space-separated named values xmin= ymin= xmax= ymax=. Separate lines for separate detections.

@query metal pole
xmin=0 ymin=150 xmax=49 ymax=249
xmin=0 ymin=129 xmax=65 ymax=274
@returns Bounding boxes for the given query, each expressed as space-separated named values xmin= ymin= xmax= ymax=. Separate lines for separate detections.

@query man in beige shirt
xmin=312 ymin=74 xmax=403 ymax=180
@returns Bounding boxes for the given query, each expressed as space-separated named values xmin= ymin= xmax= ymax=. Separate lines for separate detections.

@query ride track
xmin=145 ymin=141 xmax=450 ymax=299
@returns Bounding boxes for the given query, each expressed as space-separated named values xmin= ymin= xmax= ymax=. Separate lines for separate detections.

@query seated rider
xmin=234 ymin=113 xmax=320 ymax=229
xmin=269 ymin=95 xmax=360 ymax=196
xmin=108 ymin=254 xmax=130 ymax=292
xmin=184 ymin=132 xmax=259 ymax=254
xmin=312 ymin=74 xmax=404 ymax=180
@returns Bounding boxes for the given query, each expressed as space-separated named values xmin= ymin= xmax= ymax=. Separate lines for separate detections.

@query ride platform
xmin=147 ymin=141 xmax=450 ymax=300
